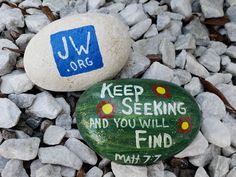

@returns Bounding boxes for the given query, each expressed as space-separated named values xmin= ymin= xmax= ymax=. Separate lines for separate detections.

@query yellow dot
xmin=181 ymin=122 xmax=189 ymax=130
xmin=156 ymin=87 xmax=166 ymax=95
xmin=102 ymin=104 xmax=113 ymax=115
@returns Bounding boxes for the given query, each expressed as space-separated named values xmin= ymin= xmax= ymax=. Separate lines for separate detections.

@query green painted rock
xmin=76 ymin=79 xmax=201 ymax=165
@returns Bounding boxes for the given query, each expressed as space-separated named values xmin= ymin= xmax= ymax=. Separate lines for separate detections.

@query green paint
xmin=76 ymin=79 xmax=201 ymax=165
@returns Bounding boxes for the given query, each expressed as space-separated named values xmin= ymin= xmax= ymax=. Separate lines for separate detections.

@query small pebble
xmin=156 ymin=14 xmax=171 ymax=31
xmin=0 ymin=137 xmax=40 ymax=160
xmin=208 ymin=155 xmax=230 ymax=177
xmin=129 ymin=18 xmax=152 ymax=40
xmin=225 ymin=45 xmax=236 ymax=58
xmin=170 ymin=0 xmax=192 ymax=18
xmin=111 ymin=162 xmax=147 ymax=177
xmin=25 ymin=14 xmax=50 ymax=33
xmin=184 ymin=77 xmax=203 ymax=96
xmin=175 ymin=34 xmax=196 ymax=50
xmin=147 ymin=161 xmax=164 ymax=177
xmin=144 ymin=24 xmax=158 ymax=38
xmin=120 ymin=52 xmax=150 ymax=78
xmin=38 ymin=145 xmax=82 ymax=170
xmin=175 ymin=50 xmax=187 ymax=69
xmin=120 ymin=3 xmax=147 ymax=26
xmin=225 ymin=23 xmax=236 ymax=42
xmin=199 ymin=0 xmax=224 ymax=18
xmin=0 ymin=98 xmax=21 ymax=129
xmin=35 ymin=164 xmax=61 ymax=177
xmin=209 ymin=41 xmax=227 ymax=55
xmin=159 ymin=39 xmax=176 ymax=68
xmin=8 ymin=93 xmax=36 ymax=109
xmin=65 ymin=138 xmax=98 ymax=165
xmin=42 ymin=0 xmax=69 ymax=12
xmin=1 ymin=159 xmax=28 ymax=177
xmin=142 ymin=62 xmax=174 ymax=81
xmin=85 ymin=167 xmax=103 ymax=177
xmin=144 ymin=1 xmax=167 ymax=17
xmin=27 ymin=91 xmax=62 ymax=119
xmin=43 ymin=125 xmax=66 ymax=145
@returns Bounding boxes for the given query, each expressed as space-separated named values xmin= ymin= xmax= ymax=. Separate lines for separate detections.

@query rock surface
xmin=43 ymin=125 xmax=66 ymax=145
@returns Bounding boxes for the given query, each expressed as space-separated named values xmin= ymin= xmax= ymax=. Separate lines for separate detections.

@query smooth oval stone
xmin=76 ymin=79 xmax=201 ymax=165
xmin=24 ymin=13 xmax=131 ymax=91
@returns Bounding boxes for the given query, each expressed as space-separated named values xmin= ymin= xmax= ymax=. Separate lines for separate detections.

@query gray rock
xmin=25 ymin=14 xmax=50 ymax=33
xmin=222 ymin=146 xmax=236 ymax=157
xmin=27 ymin=91 xmax=62 ymax=119
xmin=209 ymin=41 xmax=227 ymax=55
xmin=174 ymin=69 xmax=191 ymax=85
xmin=230 ymin=153 xmax=236 ymax=168
xmin=194 ymin=167 xmax=209 ymax=177
xmin=216 ymin=84 xmax=236 ymax=108
xmin=156 ymin=14 xmax=171 ymax=31
xmin=225 ymin=45 xmax=236 ymax=58
xmin=164 ymin=12 xmax=185 ymax=20
xmin=106 ymin=3 xmax=125 ymax=14
xmin=175 ymin=34 xmax=196 ymax=50
xmin=1 ymin=70 xmax=34 ymax=94
xmin=16 ymin=34 xmax=34 ymax=50
xmin=209 ymin=156 xmax=230 ymax=177
xmin=1 ymin=160 xmax=28 ymax=177
xmin=0 ymin=137 xmax=40 ymax=160
xmin=0 ymin=52 xmax=16 ymax=77
xmin=65 ymin=129 xmax=83 ymax=139
xmin=206 ymin=73 xmax=232 ymax=86
xmin=55 ymin=97 xmax=71 ymax=115
xmin=196 ymin=92 xmax=226 ymax=120
xmin=111 ymin=162 xmax=147 ymax=177
xmin=144 ymin=1 xmax=167 ymax=16
xmin=85 ymin=167 xmax=103 ymax=177
xmin=120 ymin=52 xmax=150 ymax=78
xmin=38 ymin=145 xmax=82 ymax=170
xmin=184 ymin=77 xmax=203 ymax=96
xmin=103 ymin=172 xmax=114 ymax=177
xmin=144 ymin=24 xmax=158 ymax=38
xmin=133 ymin=35 xmax=160 ymax=55
xmin=61 ymin=166 xmax=76 ymax=177
xmin=43 ymin=125 xmax=66 ymax=145
xmin=198 ymin=49 xmax=221 ymax=73
xmin=142 ymin=62 xmax=174 ymax=81
xmin=184 ymin=17 xmax=210 ymax=46
xmin=8 ymin=94 xmax=36 ymax=109
xmin=42 ymin=0 xmax=69 ymax=12
xmin=0 ymin=156 xmax=9 ymax=173
xmin=170 ymin=0 xmax=192 ymax=18
xmin=159 ymin=20 xmax=182 ymax=42
xmin=224 ymin=122 xmax=236 ymax=147
xmin=194 ymin=46 xmax=207 ymax=57
xmin=0 ymin=98 xmax=21 ymax=128
xmin=199 ymin=0 xmax=224 ymax=18
xmin=221 ymin=55 xmax=231 ymax=66
xmin=114 ymin=0 xmax=132 ymax=4
xmin=98 ymin=158 xmax=111 ymax=169
xmin=35 ymin=165 xmax=61 ymax=177
xmin=56 ymin=114 xmax=72 ymax=130
xmin=225 ymin=62 xmax=236 ymax=76
xmin=26 ymin=116 xmax=41 ymax=130
xmin=227 ymin=5 xmax=236 ymax=22
xmin=175 ymin=50 xmax=187 ymax=69
xmin=88 ymin=0 xmax=105 ymax=10
xmin=160 ymin=39 xmax=176 ymax=68
xmin=120 ymin=3 xmax=147 ymax=26
xmin=0 ymin=8 xmax=24 ymax=30
xmin=189 ymin=144 xmax=221 ymax=167
xmin=19 ymin=0 xmax=42 ymax=8
xmin=30 ymin=159 xmax=44 ymax=177
xmin=227 ymin=167 xmax=236 ymax=177
xmin=201 ymin=118 xmax=231 ymax=148
xmin=147 ymin=161 xmax=164 ymax=177
xmin=225 ymin=23 xmax=236 ymax=42
xmin=129 ymin=19 xmax=152 ymax=40
xmin=227 ymin=0 xmax=236 ymax=6
xmin=175 ymin=132 xmax=208 ymax=158
xmin=65 ymin=138 xmax=97 ymax=165
xmin=164 ymin=171 xmax=176 ymax=177
xmin=185 ymin=52 xmax=209 ymax=78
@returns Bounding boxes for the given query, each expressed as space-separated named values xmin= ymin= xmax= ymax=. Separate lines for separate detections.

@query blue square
xmin=50 ymin=25 xmax=104 ymax=77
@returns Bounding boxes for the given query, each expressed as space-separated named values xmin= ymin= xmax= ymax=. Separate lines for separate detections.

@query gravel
xmin=0 ymin=0 xmax=235 ymax=176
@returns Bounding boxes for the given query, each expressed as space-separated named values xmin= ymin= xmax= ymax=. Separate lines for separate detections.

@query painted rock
xmin=24 ymin=13 xmax=131 ymax=91
xmin=76 ymin=79 xmax=201 ymax=165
